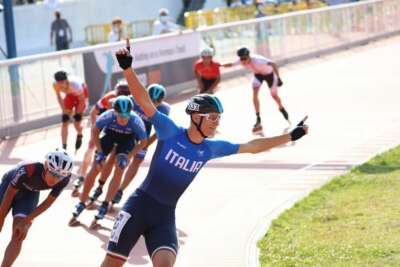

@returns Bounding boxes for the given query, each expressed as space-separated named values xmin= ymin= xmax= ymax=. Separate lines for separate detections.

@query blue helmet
xmin=113 ymin=95 xmax=133 ymax=117
xmin=185 ymin=94 xmax=224 ymax=114
xmin=147 ymin=84 xmax=166 ymax=102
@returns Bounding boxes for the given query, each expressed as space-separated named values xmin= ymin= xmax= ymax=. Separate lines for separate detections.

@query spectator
xmin=152 ymin=8 xmax=181 ymax=35
xmin=108 ymin=17 xmax=124 ymax=43
xmin=50 ymin=10 xmax=73 ymax=51
xmin=255 ymin=0 xmax=266 ymax=18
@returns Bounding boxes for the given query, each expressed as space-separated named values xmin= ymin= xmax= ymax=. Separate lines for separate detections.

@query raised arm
xmin=116 ymin=39 xmax=157 ymax=118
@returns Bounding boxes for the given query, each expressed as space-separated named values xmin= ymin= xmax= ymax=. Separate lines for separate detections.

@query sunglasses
xmin=117 ymin=112 xmax=130 ymax=118
xmin=198 ymin=113 xmax=221 ymax=122
xmin=240 ymin=57 xmax=249 ymax=61
xmin=48 ymin=170 xmax=66 ymax=180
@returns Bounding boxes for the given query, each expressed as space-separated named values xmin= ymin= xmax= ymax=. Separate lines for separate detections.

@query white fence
xmin=1 ymin=0 xmax=399 ymax=138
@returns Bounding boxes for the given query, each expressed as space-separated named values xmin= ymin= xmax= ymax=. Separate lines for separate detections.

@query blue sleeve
xmin=96 ymin=110 xmax=114 ymax=129
xmin=157 ymin=102 xmax=171 ymax=116
xmin=149 ymin=110 xmax=180 ymax=140
xmin=208 ymin=140 xmax=240 ymax=159
xmin=131 ymin=116 xmax=147 ymax=140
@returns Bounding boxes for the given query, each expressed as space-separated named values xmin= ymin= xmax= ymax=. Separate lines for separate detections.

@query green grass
xmin=258 ymin=146 xmax=400 ymax=267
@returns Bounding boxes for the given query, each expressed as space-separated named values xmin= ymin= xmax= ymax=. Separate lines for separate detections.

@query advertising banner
xmin=83 ymin=32 xmax=201 ymax=104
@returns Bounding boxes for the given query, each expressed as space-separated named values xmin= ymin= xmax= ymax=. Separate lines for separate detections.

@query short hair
xmin=158 ymin=8 xmax=169 ymax=16
xmin=112 ymin=17 xmax=123 ymax=25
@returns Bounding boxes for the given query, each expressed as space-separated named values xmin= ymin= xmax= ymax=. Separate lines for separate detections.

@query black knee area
xmin=62 ymin=114 xmax=71 ymax=123
xmin=73 ymin=113 xmax=83 ymax=122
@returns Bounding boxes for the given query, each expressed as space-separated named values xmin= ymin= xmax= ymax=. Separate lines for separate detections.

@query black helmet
xmin=113 ymin=95 xmax=133 ymax=117
xmin=114 ymin=80 xmax=130 ymax=96
xmin=236 ymin=47 xmax=250 ymax=58
xmin=147 ymin=84 xmax=166 ymax=102
xmin=54 ymin=70 xmax=68 ymax=82
xmin=185 ymin=94 xmax=224 ymax=115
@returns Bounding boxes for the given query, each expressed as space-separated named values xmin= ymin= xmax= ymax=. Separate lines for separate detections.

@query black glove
xmin=290 ymin=126 xmax=306 ymax=141
xmin=278 ymin=77 xmax=283 ymax=87
xmin=290 ymin=116 xmax=308 ymax=141
xmin=116 ymin=50 xmax=132 ymax=70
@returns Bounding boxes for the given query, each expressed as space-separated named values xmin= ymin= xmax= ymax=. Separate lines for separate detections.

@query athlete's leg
xmin=269 ymin=86 xmax=283 ymax=109
xmin=104 ymin=153 xmax=128 ymax=203
xmin=73 ymin=98 xmax=85 ymax=135
xmin=73 ymin=113 xmax=83 ymax=151
xmin=98 ymin=149 xmax=117 ymax=185
xmin=0 ymin=216 xmax=31 ymax=267
xmin=61 ymin=113 xmax=71 ymax=149
xmin=77 ymin=142 xmax=95 ymax=178
xmin=72 ymin=98 xmax=86 ymax=150
xmin=79 ymin=160 xmax=102 ymax=203
xmin=252 ymin=83 xmax=262 ymax=134
xmin=252 ymin=85 xmax=261 ymax=115
xmin=100 ymin=255 xmax=125 ymax=267
xmin=270 ymin=86 xmax=290 ymax=122
xmin=120 ymin=157 xmax=144 ymax=191
xmin=152 ymin=250 xmax=176 ymax=267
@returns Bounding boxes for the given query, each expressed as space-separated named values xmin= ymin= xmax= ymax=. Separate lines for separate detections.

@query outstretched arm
xmin=238 ymin=134 xmax=291 ymax=154
xmin=221 ymin=62 xmax=234 ymax=68
xmin=116 ymin=39 xmax=157 ymax=118
xmin=238 ymin=117 xmax=308 ymax=154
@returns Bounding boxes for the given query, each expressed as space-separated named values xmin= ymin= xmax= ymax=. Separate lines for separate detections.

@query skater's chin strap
xmin=191 ymin=116 xmax=208 ymax=138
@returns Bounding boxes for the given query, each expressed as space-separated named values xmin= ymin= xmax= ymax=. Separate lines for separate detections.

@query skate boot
xmin=112 ymin=190 xmax=123 ymax=205
xmin=87 ymin=185 xmax=103 ymax=207
xmin=252 ymin=117 xmax=263 ymax=136
xmin=90 ymin=202 xmax=109 ymax=229
xmin=71 ymin=176 xmax=84 ymax=197
xmin=279 ymin=107 xmax=291 ymax=125
xmin=69 ymin=202 xmax=86 ymax=226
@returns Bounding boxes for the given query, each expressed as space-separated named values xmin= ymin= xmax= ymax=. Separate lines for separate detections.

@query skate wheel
xmin=86 ymin=202 xmax=96 ymax=210
xmin=71 ymin=189 xmax=80 ymax=198
xmin=68 ymin=217 xmax=80 ymax=227
xmin=90 ymin=220 xmax=100 ymax=230
xmin=252 ymin=125 xmax=263 ymax=133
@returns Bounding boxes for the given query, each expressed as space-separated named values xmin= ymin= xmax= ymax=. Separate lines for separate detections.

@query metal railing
xmin=0 ymin=0 xmax=399 ymax=138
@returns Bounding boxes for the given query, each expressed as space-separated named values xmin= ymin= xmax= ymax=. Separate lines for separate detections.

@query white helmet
xmin=45 ymin=148 xmax=73 ymax=178
xmin=201 ymin=47 xmax=214 ymax=57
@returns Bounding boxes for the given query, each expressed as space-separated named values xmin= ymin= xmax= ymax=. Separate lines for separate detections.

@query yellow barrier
xmin=184 ymin=1 xmax=327 ymax=29
xmin=85 ymin=1 xmax=329 ymax=42
xmin=85 ymin=20 xmax=154 ymax=45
